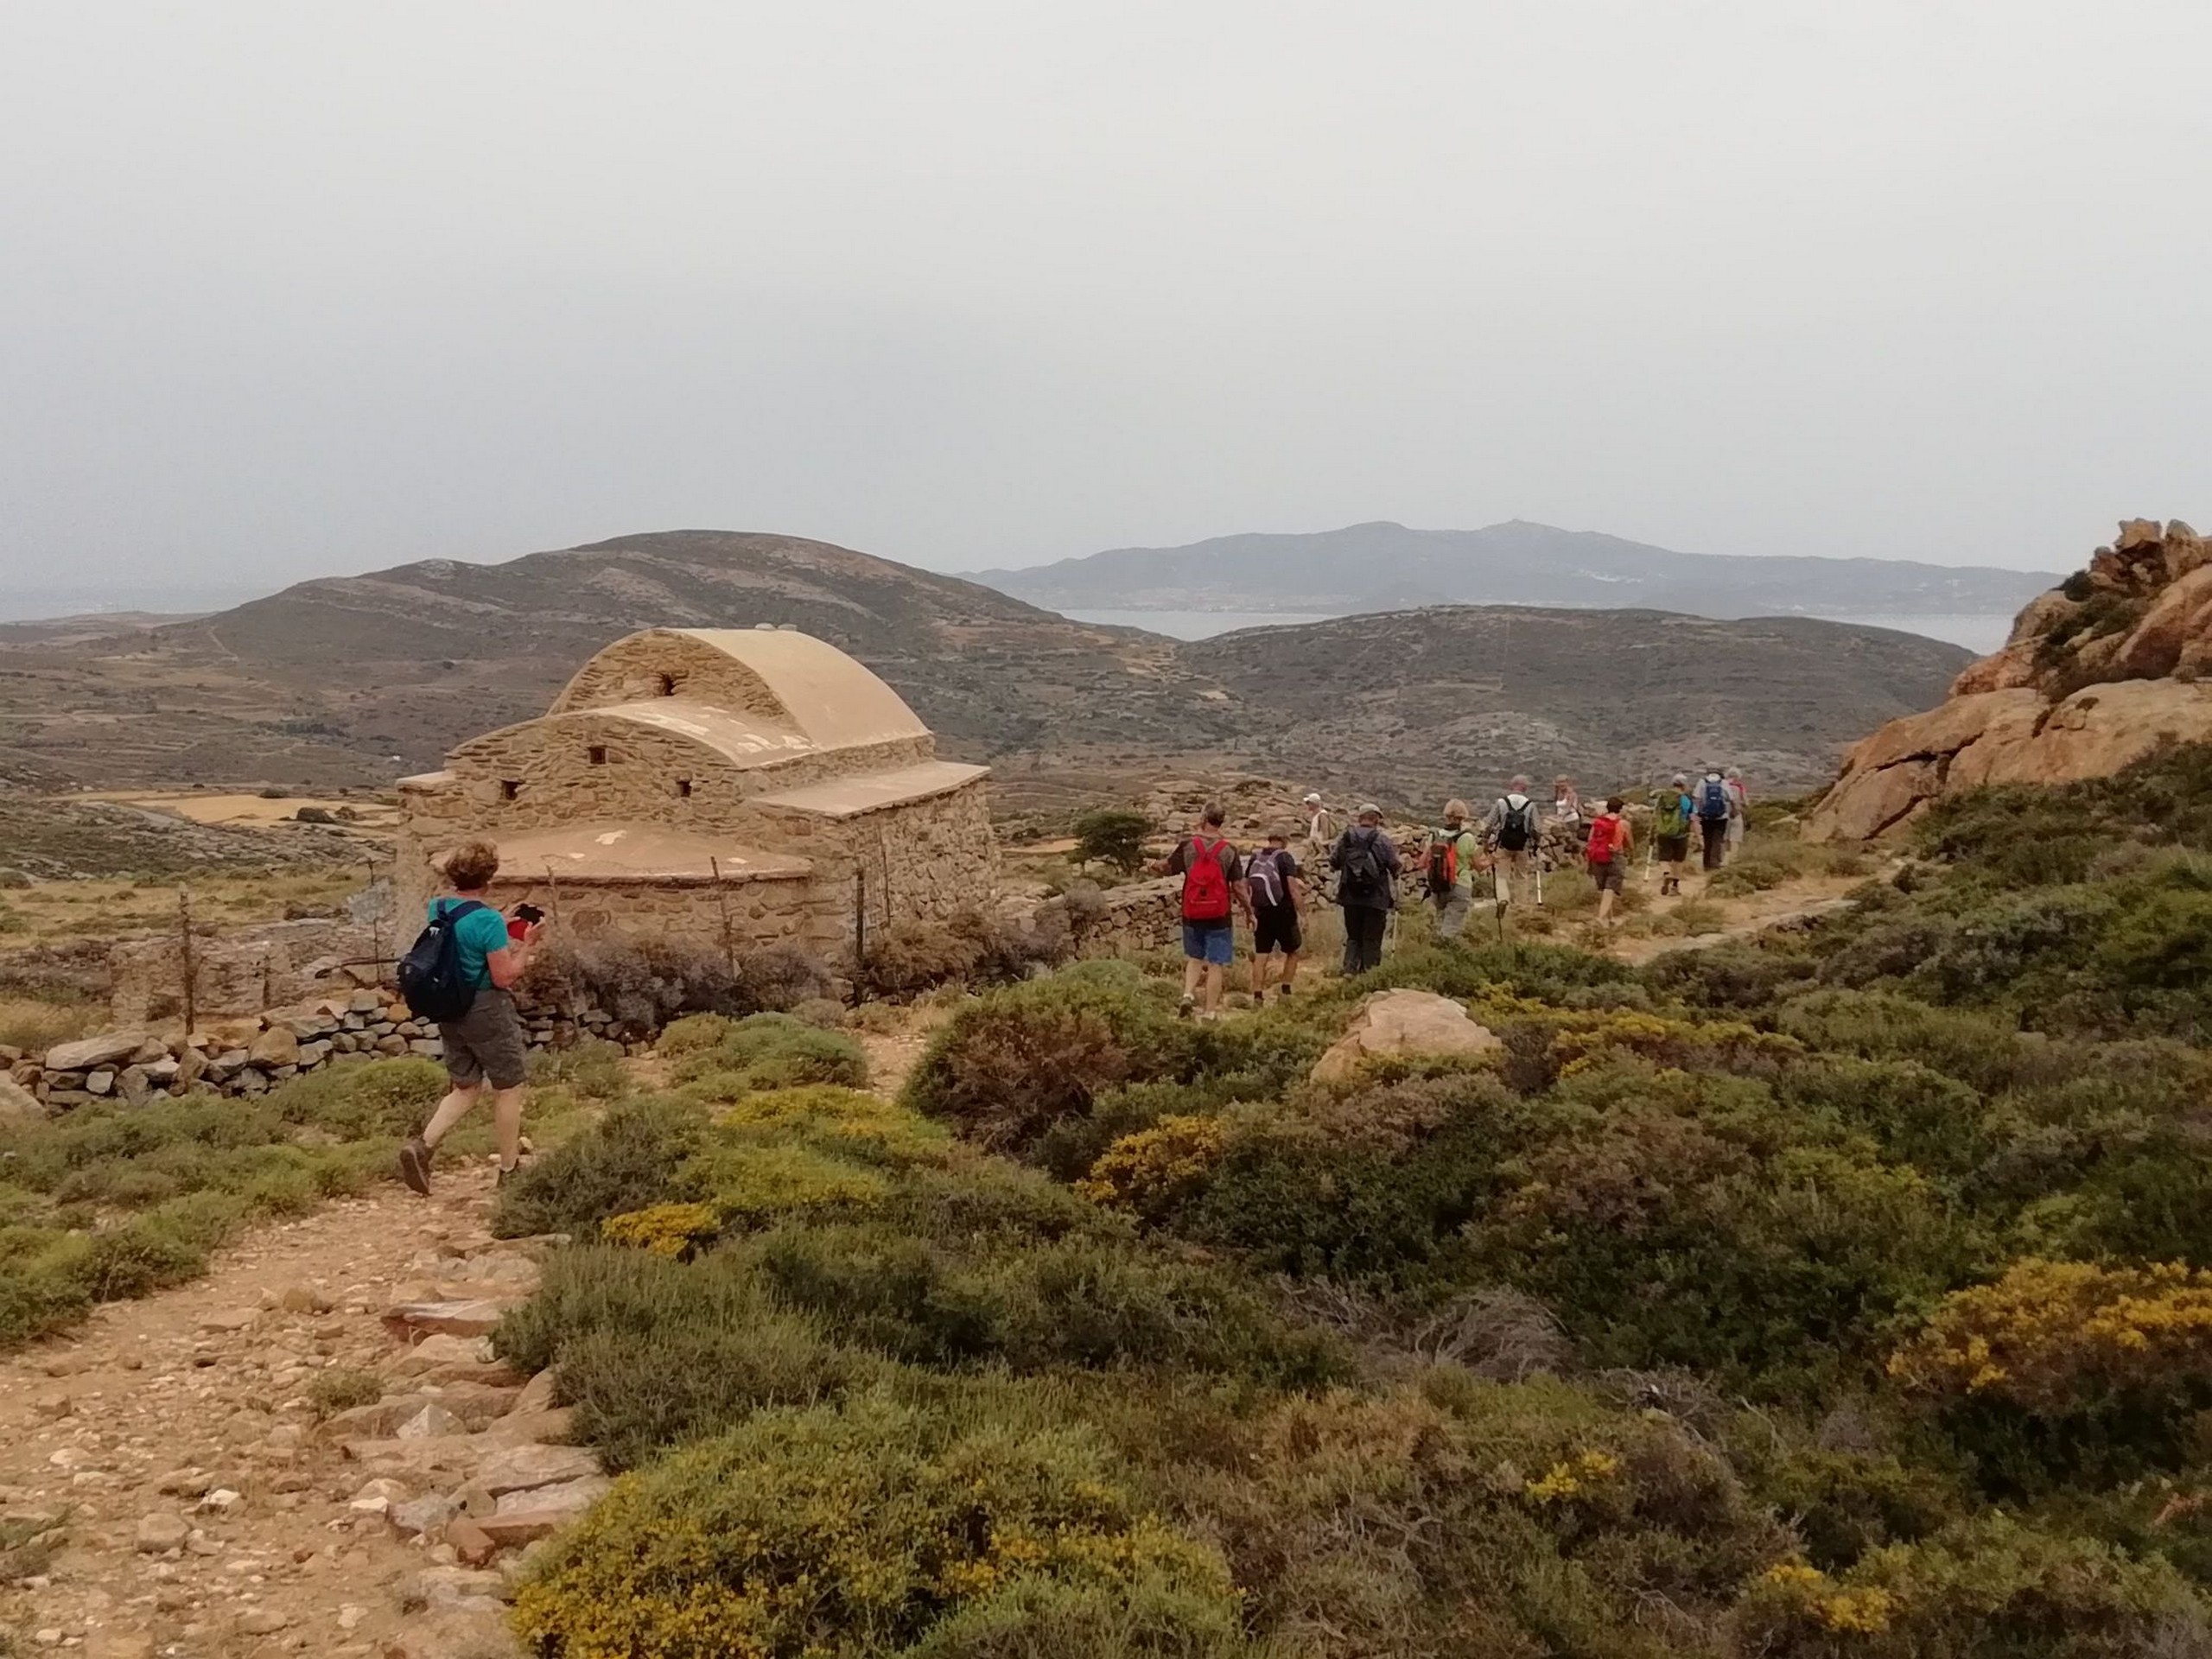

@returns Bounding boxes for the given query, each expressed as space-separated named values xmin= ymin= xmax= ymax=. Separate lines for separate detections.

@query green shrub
xmin=490 ymin=1096 xmax=709 ymax=1238
xmin=666 ymin=1012 xmax=868 ymax=1095
xmin=1730 ymin=1515 xmax=2209 ymax=1657
xmin=308 ymin=1368 xmax=385 ymax=1420
xmin=512 ymin=1395 xmax=1242 ymax=1658
xmin=903 ymin=963 xmax=1192 ymax=1156
xmin=743 ymin=1223 xmax=1344 ymax=1386
xmin=526 ymin=1037 xmax=633 ymax=1099
xmin=1467 ymin=1065 xmax=1971 ymax=1392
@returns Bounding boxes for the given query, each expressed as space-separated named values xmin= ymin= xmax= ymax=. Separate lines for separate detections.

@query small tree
xmin=1072 ymin=808 xmax=1152 ymax=876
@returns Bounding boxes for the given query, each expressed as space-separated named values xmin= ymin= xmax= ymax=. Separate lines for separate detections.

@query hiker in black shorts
xmin=1245 ymin=824 xmax=1305 ymax=999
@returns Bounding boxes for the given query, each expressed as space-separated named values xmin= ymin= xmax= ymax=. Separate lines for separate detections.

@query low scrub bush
xmin=1730 ymin=1516 xmax=2209 ymax=1658
xmin=1469 ymin=1065 xmax=1971 ymax=1391
xmin=859 ymin=906 xmax=1065 ymax=999
xmin=266 ymin=1057 xmax=449 ymax=1137
xmin=664 ymin=1012 xmax=868 ymax=1096
xmin=522 ymin=937 xmax=830 ymax=1031
xmin=903 ymin=962 xmax=1192 ymax=1156
xmin=493 ymin=1245 xmax=866 ymax=1469
xmin=513 ymin=1394 xmax=1242 ymax=1659
xmin=307 ymin=1368 xmax=385 ymax=1419
xmin=491 ymin=1096 xmax=709 ymax=1239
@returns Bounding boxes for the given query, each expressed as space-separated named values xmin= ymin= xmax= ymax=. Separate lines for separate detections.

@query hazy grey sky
xmin=3 ymin=1 xmax=2207 ymax=603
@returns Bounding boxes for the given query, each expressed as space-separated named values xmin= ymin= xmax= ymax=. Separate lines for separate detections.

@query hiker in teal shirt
xmin=398 ymin=840 xmax=542 ymax=1197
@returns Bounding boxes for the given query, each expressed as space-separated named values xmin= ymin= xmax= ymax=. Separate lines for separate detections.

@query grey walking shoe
xmin=397 ymin=1136 xmax=434 ymax=1196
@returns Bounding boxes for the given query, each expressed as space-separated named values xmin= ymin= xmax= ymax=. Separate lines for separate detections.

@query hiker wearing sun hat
xmin=1329 ymin=802 xmax=1401 ymax=975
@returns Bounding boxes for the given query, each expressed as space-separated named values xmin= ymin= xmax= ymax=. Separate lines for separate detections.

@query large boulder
xmin=1311 ymin=988 xmax=1501 ymax=1084
xmin=1808 ymin=518 xmax=2212 ymax=839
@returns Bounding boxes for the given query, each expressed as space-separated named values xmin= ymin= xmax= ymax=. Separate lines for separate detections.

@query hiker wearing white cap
xmin=1301 ymin=792 xmax=1334 ymax=861
xmin=1329 ymin=803 xmax=1401 ymax=975
xmin=1724 ymin=768 xmax=1750 ymax=860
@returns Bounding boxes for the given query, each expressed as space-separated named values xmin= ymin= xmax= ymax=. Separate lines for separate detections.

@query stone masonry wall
xmin=397 ymin=780 xmax=999 ymax=967
xmin=107 ymin=918 xmax=378 ymax=1027
xmin=10 ymin=991 xmax=645 ymax=1114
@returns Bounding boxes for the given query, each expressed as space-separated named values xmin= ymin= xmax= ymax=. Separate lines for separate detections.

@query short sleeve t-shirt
xmin=1245 ymin=847 xmax=1300 ymax=912
xmin=430 ymin=898 xmax=512 ymax=992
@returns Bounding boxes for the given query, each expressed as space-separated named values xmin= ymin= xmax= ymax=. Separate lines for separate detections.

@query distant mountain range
xmin=0 ymin=530 xmax=1972 ymax=803
xmin=968 ymin=520 xmax=2060 ymax=620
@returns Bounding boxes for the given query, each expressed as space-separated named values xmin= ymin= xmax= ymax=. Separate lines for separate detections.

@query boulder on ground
xmin=1311 ymin=988 xmax=1501 ymax=1084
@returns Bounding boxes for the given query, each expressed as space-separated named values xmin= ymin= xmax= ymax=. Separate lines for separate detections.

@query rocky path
xmin=0 ymin=1160 xmax=578 ymax=1659
xmin=1607 ymin=868 xmax=1878 ymax=966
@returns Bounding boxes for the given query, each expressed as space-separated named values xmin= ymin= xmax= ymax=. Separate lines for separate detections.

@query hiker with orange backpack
xmin=1424 ymin=799 xmax=1483 ymax=943
xmin=1585 ymin=795 xmax=1634 ymax=927
xmin=1156 ymin=802 xmax=1249 ymax=1018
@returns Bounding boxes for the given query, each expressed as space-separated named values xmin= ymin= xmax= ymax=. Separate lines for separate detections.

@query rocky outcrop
xmin=1808 ymin=520 xmax=2212 ymax=839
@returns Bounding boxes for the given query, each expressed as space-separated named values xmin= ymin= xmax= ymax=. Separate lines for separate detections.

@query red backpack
xmin=1181 ymin=836 xmax=1232 ymax=921
xmin=1586 ymin=814 xmax=1624 ymax=865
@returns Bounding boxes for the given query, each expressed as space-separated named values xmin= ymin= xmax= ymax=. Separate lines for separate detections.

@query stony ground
xmin=0 ymin=1157 xmax=570 ymax=1659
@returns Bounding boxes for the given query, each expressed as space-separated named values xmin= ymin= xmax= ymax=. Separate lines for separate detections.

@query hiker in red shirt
xmin=1154 ymin=802 xmax=1249 ymax=1019
xmin=1585 ymin=795 xmax=1634 ymax=929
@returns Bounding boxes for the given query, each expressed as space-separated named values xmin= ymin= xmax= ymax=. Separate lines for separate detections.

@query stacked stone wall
xmin=107 ymin=918 xmax=378 ymax=1027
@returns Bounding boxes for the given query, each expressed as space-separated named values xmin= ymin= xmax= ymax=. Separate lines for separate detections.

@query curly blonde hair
xmin=442 ymin=840 xmax=501 ymax=891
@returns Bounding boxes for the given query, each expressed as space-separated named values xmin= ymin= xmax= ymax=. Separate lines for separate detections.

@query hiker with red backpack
xmin=1425 ymin=799 xmax=1483 ymax=943
xmin=1157 ymin=803 xmax=1249 ymax=1019
xmin=1330 ymin=802 xmax=1402 ymax=975
xmin=1585 ymin=796 xmax=1634 ymax=927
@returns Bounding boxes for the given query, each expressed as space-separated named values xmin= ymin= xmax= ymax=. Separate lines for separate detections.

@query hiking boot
xmin=1276 ymin=984 xmax=1293 ymax=1001
xmin=1177 ymin=994 xmax=1197 ymax=1020
xmin=397 ymin=1137 xmax=434 ymax=1196
xmin=495 ymin=1158 xmax=528 ymax=1190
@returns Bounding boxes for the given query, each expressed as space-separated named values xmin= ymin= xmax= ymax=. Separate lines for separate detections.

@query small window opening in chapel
xmin=499 ymin=780 xmax=521 ymax=801
xmin=657 ymin=672 xmax=678 ymax=696
xmin=676 ymin=779 xmax=693 ymax=798
xmin=588 ymin=745 xmax=608 ymax=766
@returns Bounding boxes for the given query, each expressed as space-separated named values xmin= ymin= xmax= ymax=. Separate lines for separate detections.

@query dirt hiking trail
xmin=1 ymin=1160 xmax=556 ymax=1659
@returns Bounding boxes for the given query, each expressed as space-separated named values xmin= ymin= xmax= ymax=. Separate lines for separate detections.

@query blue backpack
xmin=397 ymin=899 xmax=486 ymax=1023
xmin=1699 ymin=778 xmax=1732 ymax=822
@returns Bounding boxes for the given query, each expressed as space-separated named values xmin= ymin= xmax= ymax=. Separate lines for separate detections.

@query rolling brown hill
xmin=0 ymin=531 xmax=1972 ymax=810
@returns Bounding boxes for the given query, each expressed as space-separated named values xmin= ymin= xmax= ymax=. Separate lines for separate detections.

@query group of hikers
xmin=1159 ymin=769 xmax=1751 ymax=1017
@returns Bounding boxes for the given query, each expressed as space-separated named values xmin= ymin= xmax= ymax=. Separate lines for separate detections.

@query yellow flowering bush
xmin=1889 ymin=1257 xmax=2212 ymax=1413
xmin=1727 ymin=1516 xmax=2201 ymax=1657
xmin=715 ymin=1085 xmax=950 ymax=1165
xmin=601 ymin=1202 xmax=721 ymax=1258
xmin=511 ymin=1394 xmax=1240 ymax=1659
xmin=1523 ymin=1449 xmax=1624 ymax=1503
xmin=685 ymin=1140 xmax=890 ymax=1226
xmin=1075 ymin=1116 xmax=1228 ymax=1223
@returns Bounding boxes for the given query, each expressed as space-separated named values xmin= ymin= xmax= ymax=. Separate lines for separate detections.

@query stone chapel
xmin=395 ymin=626 xmax=997 ymax=959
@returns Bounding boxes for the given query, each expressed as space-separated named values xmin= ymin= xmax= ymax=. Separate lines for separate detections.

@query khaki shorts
xmin=437 ymin=988 xmax=529 ymax=1090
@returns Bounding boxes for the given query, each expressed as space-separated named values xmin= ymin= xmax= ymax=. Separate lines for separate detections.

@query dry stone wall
xmin=107 ymin=918 xmax=377 ymax=1026
xmin=10 ymin=991 xmax=642 ymax=1115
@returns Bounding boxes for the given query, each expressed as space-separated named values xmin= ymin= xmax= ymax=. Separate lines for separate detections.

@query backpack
xmin=1181 ymin=836 xmax=1233 ymax=922
xmin=397 ymin=899 xmax=487 ymax=1024
xmin=1246 ymin=848 xmax=1288 ymax=910
xmin=1338 ymin=830 xmax=1384 ymax=899
xmin=1496 ymin=795 xmax=1535 ymax=852
xmin=1699 ymin=778 xmax=1731 ymax=821
xmin=1424 ymin=831 xmax=1460 ymax=896
xmin=1656 ymin=789 xmax=1692 ymax=836
xmin=1586 ymin=815 xmax=1624 ymax=864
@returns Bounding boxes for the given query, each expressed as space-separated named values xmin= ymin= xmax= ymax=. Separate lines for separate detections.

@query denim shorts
xmin=1181 ymin=920 xmax=1234 ymax=966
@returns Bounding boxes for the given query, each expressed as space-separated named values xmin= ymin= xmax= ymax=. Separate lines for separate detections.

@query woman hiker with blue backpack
xmin=394 ymin=839 xmax=544 ymax=1195
xmin=1696 ymin=769 xmax=1734 ymax=871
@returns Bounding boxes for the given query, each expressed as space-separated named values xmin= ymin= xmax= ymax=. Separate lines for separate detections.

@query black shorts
xmin=1657 ymin=835 xmax=1689 ymax=863
xmin=1253 ymin=904 xmax=1302 ymax=956
xmin=1589 ymin=861 xmax=1625 ymax=893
